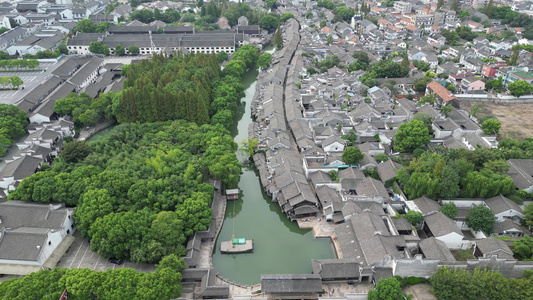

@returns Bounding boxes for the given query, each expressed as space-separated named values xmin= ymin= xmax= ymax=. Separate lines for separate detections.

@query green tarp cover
xmin=232 ymin=238 xmax=246 ymax=245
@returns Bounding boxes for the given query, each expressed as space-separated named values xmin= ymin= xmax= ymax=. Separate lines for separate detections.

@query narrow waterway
xmin=212 ymin=52 xmax=335 ymax=285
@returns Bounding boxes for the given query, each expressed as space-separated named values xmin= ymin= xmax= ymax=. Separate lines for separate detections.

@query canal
xmin=212 ymin=51 xmax=335 ymax=285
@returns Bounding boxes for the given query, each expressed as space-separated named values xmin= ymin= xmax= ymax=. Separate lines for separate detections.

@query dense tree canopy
xmin=9 ymin=121 xmax=241 ymax=263
xmin=466 ymin=205 xmax=495 ymax=234
xmin=396 ymin=146 xmax=518 ymax=200
xmin=0 ymin=104 xmax=28 ymax=156
xmin=0 ymin=254 xmax=185 ymax=299
xmin=394 ymin=119 xmax=431 ymax=153
xmin=507 ymin=80 xmax=533 ymax=98
xmin=342 ymin=146 xmax=364 ymax=165
xmin=368 ymin=278 xmax=407 ymax=300
xmin=430 ymin=267 xmax=533 ymax=300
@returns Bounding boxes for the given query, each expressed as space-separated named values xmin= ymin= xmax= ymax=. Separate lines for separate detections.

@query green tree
xmin=216 ymin=51 xmax=228 ymax=64
xmin=280 ymin=12 xmax=294 ymax=22
xmin=74 ymin=19 xmax=96 ymax=33
xmin=273 ymin=23 xmax=283 ymax=50
xmin=524 ymin=203 xmax=533 ymax=229
xmin=326 ymin=34 xmax=333 ymax=45
xmin=368 ymin=278 xmax=406 ymax=300
xmin=341 ymin=129 xmax=358 ymax=146
xmin=481 ymin=119 xmax=501 ymax=135
xmin=61 ymin=141 xmax=93 ymax=163
xmin=403 ymin=210 xmax=424 ymax=226
xmin=375 ymin=153 xmax=389 ymax=163
xmin=259 ymin=14 xmax=279 ymax=30
xmin=450 ymin=0 xmax=459 ymax=11
xmin=88 ymin=41 xmax=110 ymax=55
xmin=342 ymin=147 xmax=364 ymax=165
xmin=114 ymin=44 xmax=125 ymax=56
xmin=466 ymin=205 xmax=495 ymax=234
xmin=440 ymin=202 xmax=458 ymax=218
xmin=485 ymin=0 xmax=494 ymax=17
xmin=131 ymin=9 xmax=155 ymax=23
xmin=257 ymin=53 xmax=272 ymax=70
xmin=458 ymin=10 xmax=470 ymax=20
xmin=128 ymin=45 xmax=140 ymax=55
xmin=240 ymin=138 xmax=258 ymax=156
xmin=508 ymin=80 xmax=533 ymax=98
xmin=512 ymin=235 xmax=533 ymax=260
xmin=394 ymin=119 xmax=431 ymax=153
xmin=437 ymin=0 xmax=444 ymax=9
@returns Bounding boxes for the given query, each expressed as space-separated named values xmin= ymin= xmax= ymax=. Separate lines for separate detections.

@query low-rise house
xmin=322 ymin=135 xmax=346 ymax=153
xmin=0 ymin=155 xmax=43 ymax=192
xmin=422 ymin=211 xmax=465 ymax=249
xmin=484 ymin=194 xmax=524 ymax=223
xmin=426 ymin=81 xmax=458 ymax=108
xmin=261 ymin=274 xmax=323 ymax=296
xmin=376 ymin=160 xmax=402 ymax=185
xmin=407 ymin=196 xmax=441 ymax=215
xmin=474 ymin=237 xmax=514 ymax=259
xmin=507 ymin=159 xmax=533 ymax=193
xmin=0 ymin=201 xmax=75 ymax=275
xmin=460 ymin=78 xmax=485 ymax=94
xmin=6 ymin=33 xmax=62 ymax=56
xmin=311 ymin=259 xmax=360 ymax=281
xmin=493 ymin=219 xmax=529 ymax=238
xmin=418 ymin=237 xmax=456 ymax=261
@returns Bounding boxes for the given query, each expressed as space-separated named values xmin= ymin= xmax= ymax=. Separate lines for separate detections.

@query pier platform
xmin=220 ymin=239 xmax=254 ymax=253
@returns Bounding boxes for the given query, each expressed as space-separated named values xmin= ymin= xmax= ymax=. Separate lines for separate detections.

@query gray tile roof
xmin=476 ymin=237 xmax=513 ymax=259
xmin=507 ymin=159 xmax=533 ymax=190
xmin=493 ymin=219 xmax=528 ymax=235
xmin=0 ymin=155 xmax=42 ymax=180
xmin=0 ymin=231 xmax=47 ymax=261
xmin=0 ymin=201 xmax=70 ymax=229
xmin=419 ymin=237 xmax=456 ymax=261
xmin=412 ymin=197 xmax=441 ymax=215
xmin=424 ymin=211 xmax=463 ymax=238
xmin=311 ymin=259 xmax=360 ymax=279
xmin=355 ymin=177 xmax=388 ymax=198
xmin=484 ymin=194 xmax=522 ymax=215
xmin=261 ymin=274 xmax=323 ymax=293
xmin=351 ymin=212 xmax=405 ymax=265
xmin=376 ymin=160 xmax=402 ymax=183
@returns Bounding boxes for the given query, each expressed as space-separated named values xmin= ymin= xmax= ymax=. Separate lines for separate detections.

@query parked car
xmin=108 ymin=258 xmax=124 ymax=265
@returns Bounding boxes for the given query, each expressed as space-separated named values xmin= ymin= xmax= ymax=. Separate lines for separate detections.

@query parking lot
xmin=56 ymin=231 xmax=157 ymax=273
xmin=0 ymin=62 xmax=58 ymax=105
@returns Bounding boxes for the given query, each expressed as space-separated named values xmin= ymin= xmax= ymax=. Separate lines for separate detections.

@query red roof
xmin=427 ymin=81 xmax=456 ymax=102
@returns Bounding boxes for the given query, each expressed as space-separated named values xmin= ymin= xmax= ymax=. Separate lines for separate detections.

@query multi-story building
xmin=393 ymin=1 xmax=412 ymax=14
xmin=481 ymin=62 xmax=506 ymax=78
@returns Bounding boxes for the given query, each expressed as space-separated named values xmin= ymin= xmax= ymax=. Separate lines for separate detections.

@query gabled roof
xmin=412 ymin=197 xmax=441 ymax=215
xmin=507 ymin=159 xmax=533 ymax=190
xmin=0 ymin=155 xmax=42 ymax=180
xmin=261 ymin=274 xmax=323 ymax=293
xmin=376 ymin=160 xmax=402 ymax=183
xmin=355 ymin=177 xmax=388 ymax=199
xmin=424 ymin=211 xmax=463 ymax=237
xmin=419 ymin=237 xmax=456 ymax=261
xmin=476 ymin=237 xmax=513 ymax=259
xmin=312 ymin=259 xmax=360 ymax=279
xmin=427 ymin=81 xmax=456 ymax=102
xmin=484 ymin=194 xmax=522 ymax=215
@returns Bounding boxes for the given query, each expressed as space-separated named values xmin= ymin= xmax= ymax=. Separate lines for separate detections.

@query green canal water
xmin=212 ymin=53 xmax=335 ymax=285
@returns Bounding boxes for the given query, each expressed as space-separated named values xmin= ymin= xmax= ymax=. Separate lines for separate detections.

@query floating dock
xmin=220 ymin=238 xmax=254 ymax=253
xmin=225 ymin=189 xmax=239 ymax=200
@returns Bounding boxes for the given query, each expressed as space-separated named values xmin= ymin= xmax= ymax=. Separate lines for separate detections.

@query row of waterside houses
xmin=243 ymin=10 xmax=533 ymax=300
